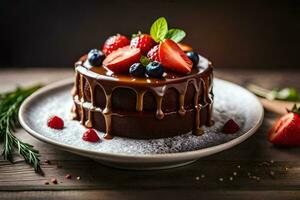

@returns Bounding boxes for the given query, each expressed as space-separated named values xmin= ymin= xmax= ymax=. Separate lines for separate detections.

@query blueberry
xmin=186 ymin=51 xmax=199 ymax=67
xmin=88 ymin=49 xmax=105 ymax=66
xmin=129 ymin=63 xmax=146 ymax=77
xmin=146 ymin=61 xmax=164 ymax=78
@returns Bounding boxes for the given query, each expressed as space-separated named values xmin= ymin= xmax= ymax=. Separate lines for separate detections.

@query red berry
xmin=130 ymin=34 xmax=156 ymax=55
xmin=82 ymin=129 xmax=100 ymax=142
xmin=147 ymin=45 xmax=160 ymax=62
xmin=47 ymin=116 xmax=64 ymax=129
xmin=102 ymin=34 xmax=130 ymax=56
xmin=103 ymin=46 xmax=141 ymax=73
xmin=159 ymin=39 xmax=193 ymax=74
xmin=268 ymin=112 xmax=300 ymax=146
xmin=222 ymin=119 xmax=240 ymax=134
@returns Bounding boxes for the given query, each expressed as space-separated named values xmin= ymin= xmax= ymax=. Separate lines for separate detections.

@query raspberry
xmin=130 ymin=34 xmax=156 ymax=55
xmin=102 ymin=34 xmax=130 ymax=56
xmin=82 ymin=129 xmax=100 ymax=142
xmin=222 ymin=119 xmax=240 ymax=134
xmin=147 ymin=45 xmax=160 ymax=61
xmin=47 ymin=116 xmax=64 ymax=129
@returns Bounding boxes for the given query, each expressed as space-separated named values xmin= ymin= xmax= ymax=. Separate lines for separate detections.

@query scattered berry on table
xmin=65 ymin=174 xmax=72 ymax=179
xmin=51 ymin=178 xmax=58 ymax=184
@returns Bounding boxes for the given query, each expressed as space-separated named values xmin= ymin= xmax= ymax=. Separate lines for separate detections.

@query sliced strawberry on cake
xmin=103 ymin=46 xmax=141 ymax=73
xmin=159 ymin=39 xmax=193 ymax=74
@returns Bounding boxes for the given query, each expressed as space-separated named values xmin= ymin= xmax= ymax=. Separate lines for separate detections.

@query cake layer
xmin=71 ymin=55 xmax=214 ymax=139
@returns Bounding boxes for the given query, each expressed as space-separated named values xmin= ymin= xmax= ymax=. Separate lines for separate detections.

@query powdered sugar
xmin=24 ymin=79 xmax=260 ymax=155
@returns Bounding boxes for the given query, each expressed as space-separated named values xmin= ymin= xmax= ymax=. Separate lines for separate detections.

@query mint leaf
xmin=150 ymin=17 xmax=168 ymax=42
xmin=165 ymin=29 xmax=186 ymax=42
xmin=140 ymin=56 xmax=150 ymax=66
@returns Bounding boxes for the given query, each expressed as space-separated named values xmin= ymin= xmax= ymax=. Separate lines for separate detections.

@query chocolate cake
xmin=70 ymin=17 xmax=214 ymax=139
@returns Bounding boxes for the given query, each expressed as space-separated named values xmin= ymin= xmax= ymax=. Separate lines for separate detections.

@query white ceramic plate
xmin=19 ymin=78 xmax=263 ymax=170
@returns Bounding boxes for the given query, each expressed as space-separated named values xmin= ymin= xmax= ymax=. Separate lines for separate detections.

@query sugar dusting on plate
xmin=26 ymin=79 xmax=259 ymax=155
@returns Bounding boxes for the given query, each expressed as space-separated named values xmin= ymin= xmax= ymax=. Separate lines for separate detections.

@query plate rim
xmin=19 ymin=78 xmax=264 ymax=162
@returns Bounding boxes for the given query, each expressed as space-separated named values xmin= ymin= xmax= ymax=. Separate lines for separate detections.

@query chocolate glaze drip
xmin=71 ymin=55 xmax=213 ymax=139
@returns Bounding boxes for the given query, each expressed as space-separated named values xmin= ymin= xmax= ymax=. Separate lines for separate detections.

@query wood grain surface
xmin=1 ymin=68 xmax=300 ymax=200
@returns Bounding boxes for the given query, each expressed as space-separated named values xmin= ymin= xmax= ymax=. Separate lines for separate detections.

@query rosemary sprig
xmin=0 ymin=85 xmax=43 ymax=174
xmin=247 ymin=84 xmax=300 ymax=101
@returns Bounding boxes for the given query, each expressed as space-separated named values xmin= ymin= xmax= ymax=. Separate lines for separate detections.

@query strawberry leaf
xmin=150 ymin=17 xmax=168 ymax=42
xmin=165 ymin=29 xmax=186 ymax=43
xmin=140 ymin=56 xmax=150 ymax=66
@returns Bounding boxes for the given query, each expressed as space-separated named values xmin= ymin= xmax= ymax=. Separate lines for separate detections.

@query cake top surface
xmin=76 ymin=54 xmax=212 ymax=86
xmin=75 ymin=17 xmax=213 ymax=86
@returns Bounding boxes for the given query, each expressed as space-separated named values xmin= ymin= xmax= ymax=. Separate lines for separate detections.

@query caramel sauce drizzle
xmin=85 ymin=79 xmax=94 ymax=128
xmin=72 ymin=61 xmax=213 ymax=139
xmin=79 ymin=74 xmax=85 ymax=125
xmin=135 ymin=90 xmax=146 ymax=111
xmin=102 ymin=90 xmax=113 ymax=139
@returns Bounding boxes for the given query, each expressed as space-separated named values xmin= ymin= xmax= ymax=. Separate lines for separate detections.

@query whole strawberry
xmin=102 ymin=34 xmax=130 ymax=56
xmin=268 ymin=104 xmax=300 ymax=146
xmin=147 ymin=45 xmax=160 ymax=61
xmin=130 ymin=34 xmax=156 ymax=55
xmin=47 ymin=116 xmax=64 ymax=129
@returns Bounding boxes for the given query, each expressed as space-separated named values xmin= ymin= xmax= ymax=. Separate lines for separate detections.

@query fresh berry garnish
xmin=129 ymin=63 xmax=146 ymax=77
xmin=268 ymin=105 xmax=300 ymax=146
xmin=103 ymin=46 xmax=141 ymax=73
xmin=159 ymin=39 xmax=193 ymax=74
xmin=222 ymin=119 xmax=240 ymax=134
xmin=88 ymin=49 xmax=105 ymax=66
xmin=146 ymin=61 xmax=164 ymax=78
xmin=47 ymin=116 xmax=64 ymax=129
xmin=178 ymin=43 xmax=193 ymax=52
xmin=102 ymin=34 xmax=130 ymax=56
xmin=186 ymin=51 xmax=199 ymax=67
xmin=147 ymin=45 xmax=160 ymax=62
xmin=82 ymin=129 xmax=100 ymax=142
xmin=130 ymin=34 xmax=156 ymax=55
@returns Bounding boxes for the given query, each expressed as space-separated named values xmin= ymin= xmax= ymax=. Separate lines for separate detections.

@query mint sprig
xmin=140 ymin=56 xmax=150 ymax=66
xmin=150 ymin=17 xmax=168 ymax=42
xmin=150 ymin=17 xmax=186 ymax=43
xmin=165 ymin=29 xmax=186 ymax=43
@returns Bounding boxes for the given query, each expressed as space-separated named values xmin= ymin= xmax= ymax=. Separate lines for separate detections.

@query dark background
xmin=1 ymin=0 xmax=300 ymax=69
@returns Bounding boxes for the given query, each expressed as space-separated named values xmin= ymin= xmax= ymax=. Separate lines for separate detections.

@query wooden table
xmin=1 ymin=68 xmax=300 ymax=200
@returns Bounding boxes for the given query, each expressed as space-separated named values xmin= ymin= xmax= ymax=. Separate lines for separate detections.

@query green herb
xmin=247 ymin=84 xmax=300 ymax=101
xmin=140 ymin=56 xmax=150 ymax=66
xmin=165 ymin=28 xmax=186 ymax=43
xmin=150 ymin=17 xmax=186 ymax=43
xmin=267 ymin=88 xmax=299 ymax=101
xmin=150 ymin=17 xmax=168 ymax=42
xmin=0 ymin=85 xmax=43 ymax=174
